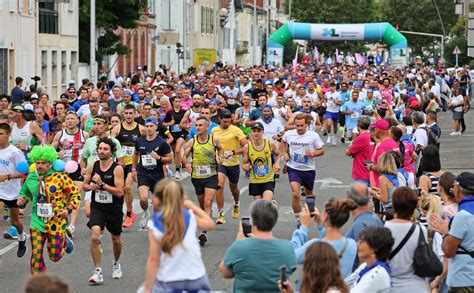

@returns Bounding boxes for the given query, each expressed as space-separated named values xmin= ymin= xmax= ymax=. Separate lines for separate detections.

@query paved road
xmin=0 ymin=111 xmax=472 ymax=292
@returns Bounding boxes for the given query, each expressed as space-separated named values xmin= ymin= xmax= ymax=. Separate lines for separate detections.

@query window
xmin=161 ymin=0 xmax=177 ymax=31
xmin=0 ymin=49 xmax=7 ymax=95
xmin=39 ymin=2 xmax=58 ymax=34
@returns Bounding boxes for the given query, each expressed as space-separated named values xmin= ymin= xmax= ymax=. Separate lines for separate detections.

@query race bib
xmin=37 ymin=203 xmax=54 ymax=218
xmin=227 ymin=99 xmax=236 ymax=105
xmin=253 ymin=164 xmax=269 ymax=176
xmin=170 ymin=124 xmax=181 ymax=133
xmin=195 ymin=165 xmax=211 ymax=176
xmin=141 ymin=154 xmax=157 ymax=167
xmin=123 ymin=146 xmax=134 ymax=156
xmin=292 ymin=153 xmax=309 ymax=165
xmin=351 ymin=111 xmax=360 ymax=118
xmin=95 ymin=189 xmax=113 ymax=204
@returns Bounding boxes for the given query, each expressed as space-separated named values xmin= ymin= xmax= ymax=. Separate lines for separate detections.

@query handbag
xmin=413 ymin=224 xmax=443 ymax=278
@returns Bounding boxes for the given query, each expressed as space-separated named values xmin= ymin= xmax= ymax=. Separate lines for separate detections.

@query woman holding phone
xmin=141 ymin=179 xmax=215 ymax=293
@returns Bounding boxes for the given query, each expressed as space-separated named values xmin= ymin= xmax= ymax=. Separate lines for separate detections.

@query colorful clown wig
xmin=29 ymin=146 xmax=58 ymax=163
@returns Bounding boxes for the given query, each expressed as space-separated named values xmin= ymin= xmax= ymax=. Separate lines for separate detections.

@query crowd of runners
xmin=1 ymin=58 xmax=474 ymax=293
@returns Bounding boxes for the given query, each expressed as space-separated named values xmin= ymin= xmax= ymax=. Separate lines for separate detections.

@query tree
xmin=284 ymin=0 xmax=378 ymax=55
xmin=78 ymin=0 xmax=146 ymax=64
xmin=381 ymin=0 xmax=457 ymax=55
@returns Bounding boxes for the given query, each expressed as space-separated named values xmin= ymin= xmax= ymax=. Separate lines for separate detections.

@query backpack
xmin=389 ymin=224 xmax=443 ymax=278
xmin=398 ymin=141 xmax=406 ymax=167
xmin=421 ymin=126 xmax=440 ymax=148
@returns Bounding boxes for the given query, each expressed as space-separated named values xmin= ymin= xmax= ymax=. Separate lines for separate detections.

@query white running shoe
xmin=326 ymin=135 xmax=331 ymax=144
xmin=140 ymin=211 xmax=149 ymax=231
xmin=112 ymin=262 xmax=122 ymax=279
xmin=450 ymin=131 xmax=458 ymax=136
xmin=89 ymin=269 xmax=104 ymax=285
xmin=174 ymin=170 xmax=181 ymax=180
xmin=331 ymin=135 xmax=337 ymax=145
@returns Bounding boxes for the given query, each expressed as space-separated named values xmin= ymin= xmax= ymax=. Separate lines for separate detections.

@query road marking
xmin=314 ymin=177 xmax=350 ymax=189
xmin=0 ymin=242 xmax=17 ymax=256
xmin=222 ymin=186 xmax=248 ymax=216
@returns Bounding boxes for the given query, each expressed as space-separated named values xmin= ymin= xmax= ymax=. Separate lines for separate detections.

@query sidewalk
xmin=437 ymin=110 xmax=474 ymax=173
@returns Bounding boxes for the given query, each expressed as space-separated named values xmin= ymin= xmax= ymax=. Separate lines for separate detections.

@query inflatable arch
xmin=267 ymin=22 xmax=408 ymax=67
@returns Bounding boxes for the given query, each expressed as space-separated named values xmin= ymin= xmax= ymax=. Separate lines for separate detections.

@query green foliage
xmin=78 ymin=0 xmax=145 ymax=64
xmin=380 ymin=0 xmax=457 ymax=55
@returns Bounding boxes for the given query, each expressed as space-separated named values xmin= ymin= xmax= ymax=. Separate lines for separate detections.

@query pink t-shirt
xmin=371 ymin=137 xmax=400 ymax=188
xmin=180 ymin=98 xmax=193 ymax=111
xmin=402 ymin=140 xmax=416 ymax=174
xmin=348 ymin=132 xmax=374 ymax=181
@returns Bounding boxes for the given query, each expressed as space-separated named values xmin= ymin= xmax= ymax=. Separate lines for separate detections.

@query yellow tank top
xmin=192 ymin=134 xmax=217 ymax=179
xmin=248 ymin=139 xmax=274 ymax=184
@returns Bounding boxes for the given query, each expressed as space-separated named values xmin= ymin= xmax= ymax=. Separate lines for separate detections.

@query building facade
xmin=0 ymin=0 xmax=79 ymax=99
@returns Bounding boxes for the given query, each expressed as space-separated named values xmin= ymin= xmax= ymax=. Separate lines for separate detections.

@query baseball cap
xmin=145 ymin=117 xmax=157 ymax=125
xmin=251 ymin=122 xmax=264 ymax=130
xmin=30 ymin=94 xmax=39 ymax=100
xmin=209 ymin=98 xmax=220 ymax=105
xmin=410 ymin=100 xmax=420 ymax=108
xmin=123 ymin=89 xmax=133 ymax=96
xmin=12 ymin=104 xmax=25 ymax=112
xmin=68 ymin=80 xmax=75 ymax=85
xmin=455 ymin=172 xmax=474 ymax=192
xmin=371 ymin=119 xmax=390 ymax=130
xmin=24 ymin=104 xmax=34 ymax=112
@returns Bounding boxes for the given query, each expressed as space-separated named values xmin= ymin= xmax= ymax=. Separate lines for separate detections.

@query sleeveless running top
xmin=188 ymin=108 xmax=201 ymax=124
xmin=238 ymin=106 xmax=254 ymax=137
xmin=116 ymin=122 xmax=141 ymax=165
xmin=85 ymin=116 xmax=94 ymax=133
xmin=58 ymin=129 xmax=86 ymax=162
xmin=91 ymin=160 xmax=123 ymax=213
xmin=11 ymin=122 xmax=33 ymax=148
xmin=248 ymin=139 xmax=274 ymax=184
xmin=191 ymin=134 xmax=217 ymax=179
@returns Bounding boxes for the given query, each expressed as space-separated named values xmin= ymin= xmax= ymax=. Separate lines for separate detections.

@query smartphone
xmin=363 ymin=160 xmax=374 ymax=166
xmin=306 ymin=197 xmax=316 ymax=214
xmin=280 ymin=266 xmax=287 ymax=290
xmin=241 ymin=217 xmax=252 ymax=237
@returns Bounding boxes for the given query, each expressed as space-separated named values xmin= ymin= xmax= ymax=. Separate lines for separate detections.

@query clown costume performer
xmin=17 ymin=146 xmax=80 ymax=274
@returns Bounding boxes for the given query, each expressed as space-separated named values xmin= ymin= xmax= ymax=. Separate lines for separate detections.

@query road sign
xmin=453 ymin=46 xmax=462 ymax=67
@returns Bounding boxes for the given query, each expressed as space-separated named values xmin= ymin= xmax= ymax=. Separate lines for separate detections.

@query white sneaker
xmin=450 ymin=131 xmax=458 ymax=136
xmin=89 ymin=269 xmax=104 ymax=285
xmin=326 ymin=135 xmax=331 ymax=144
xmin=331 ymin=135 xmax=337 ymax=145
xmin=139 ymin=211 xmax=149 ymax=231
xmin=112 ymin=262 xmax=122 ymax=279
xmin=174 ymin=170 xmax=181 ymax=180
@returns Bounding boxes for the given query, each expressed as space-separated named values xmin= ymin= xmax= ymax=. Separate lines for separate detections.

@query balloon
xmin=16 ymin=162 xmax=29 ymax=174
xmin=64 ymin=161 xmax=78 ymax=173
xmin=29 ymin=164 xmax=36 ymax=173
xmin=52 ymin=160 xmax=65 ymax=172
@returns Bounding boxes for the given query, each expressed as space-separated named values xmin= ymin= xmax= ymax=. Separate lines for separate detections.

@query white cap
xmin=68 ymin=80 xmax=75 ymax=85
xmin=24 ymin=104 xmax=34 ymax=112
xmin=30 ymin=94 xmax=39 ymax=100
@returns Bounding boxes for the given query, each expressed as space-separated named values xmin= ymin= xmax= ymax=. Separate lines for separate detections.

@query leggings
xmin=30 ymin=228 xmax=66 ymax=274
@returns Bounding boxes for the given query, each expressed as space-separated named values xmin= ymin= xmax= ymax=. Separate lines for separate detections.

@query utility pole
xmin=214 ymin=0 xmax=218 ymax=56
xmin=253 ymin=0 xmax=257 ymax=65
xmin=90 ymin=0 xmax=97 ymax=86
xmin=183 ymin=0 xmax=187 ymax=72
